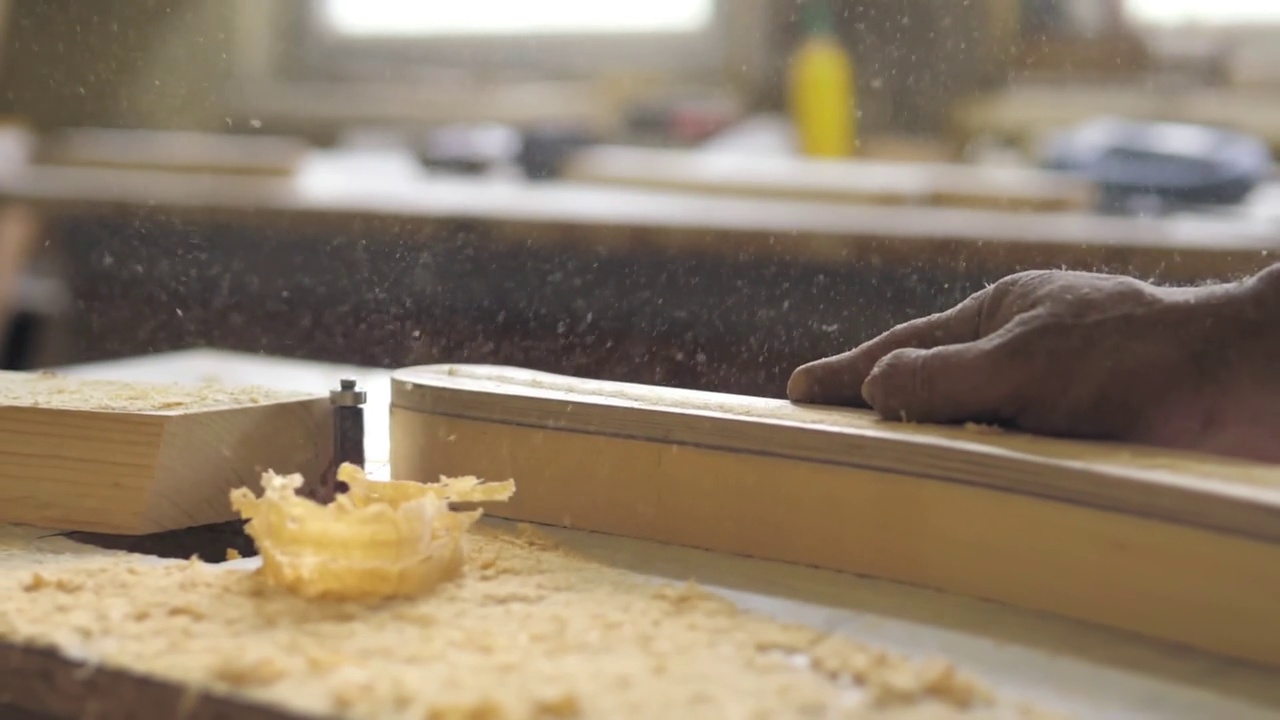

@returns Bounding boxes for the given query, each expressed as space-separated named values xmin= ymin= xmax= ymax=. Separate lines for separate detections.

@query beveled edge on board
xmin=390 ymin=364 xmax=1280 ymax=544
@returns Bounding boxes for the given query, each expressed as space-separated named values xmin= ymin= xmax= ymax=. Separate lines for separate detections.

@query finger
xmin=787 ymin=290 xmax=991 ymax=406
xmin=861 ymin=329 xmax=1026 ymax=425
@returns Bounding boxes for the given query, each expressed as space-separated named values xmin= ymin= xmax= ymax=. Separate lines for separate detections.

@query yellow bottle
xmin=788 ymin=0 xmax=857 ymax=157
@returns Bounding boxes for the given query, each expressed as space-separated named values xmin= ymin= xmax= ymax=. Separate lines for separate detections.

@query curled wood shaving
xmin=230 ymin=464 xmax=515 ymax=600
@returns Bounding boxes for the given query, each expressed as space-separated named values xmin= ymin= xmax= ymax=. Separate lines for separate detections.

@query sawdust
xmin=0 ymin=372 xmax=312 ymax=413
xmin=0 ymin=524 xmax=1062 ymax=720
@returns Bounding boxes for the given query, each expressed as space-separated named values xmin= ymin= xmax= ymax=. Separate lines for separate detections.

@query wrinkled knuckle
xmin=996 ymin=270 xmax=1058 ymax=297
xmin=864 ymin=350 xmax=915 ymax=417
xmin=998 ymin=313 xmax=1056 ymax=349
xmin=905 ymin=351 xmax=939 ymax=421
xmin=1002 ymin=269 xmax=1055 ymax=285
xmin=988 ymin=327 xmax=1055 ymax=412
xmin=973 ymin=291 xmax=1004 ymax=336
xmin=983 ymin=270 xmax=1051 ymax=307
xmin=887 ymin=348 xmax=933 ymax=421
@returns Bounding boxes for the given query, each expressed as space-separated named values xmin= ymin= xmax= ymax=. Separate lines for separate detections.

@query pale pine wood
xmin=561 ymin=144 xmax=1095 ymax=212
xmin=0 ymin=373 xmax=331 ymax=534
xmin=389 ymin=364 xmax=1280 ymax=669
xmin=33 ymin=128 xmax=308 ymax=176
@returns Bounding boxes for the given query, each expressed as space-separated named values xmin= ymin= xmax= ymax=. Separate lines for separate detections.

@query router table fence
xmin=0 ymin=349 xmax=1273 ymax=720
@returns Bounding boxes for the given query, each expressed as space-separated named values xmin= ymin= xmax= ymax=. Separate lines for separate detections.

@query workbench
xmin=5 ymin=348 xmax=1278 ymax=719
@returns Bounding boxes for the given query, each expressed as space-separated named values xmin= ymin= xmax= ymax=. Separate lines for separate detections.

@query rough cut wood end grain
xmin=0 ymin=372 xmax=331 ymax=535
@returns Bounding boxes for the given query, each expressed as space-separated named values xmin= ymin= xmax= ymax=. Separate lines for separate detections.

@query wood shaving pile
xmin=0 ymin=373 xmax=312 ymax=413
xmin=0 ymin=524 xmax=1062 ymax=720
xmin=231 ymin=464 xmax=517 ymax=600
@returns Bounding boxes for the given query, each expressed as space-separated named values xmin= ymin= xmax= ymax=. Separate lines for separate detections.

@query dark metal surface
xmin=63 ymin=521 xmax=257 ymax=562
xmin=330 ymin=377 xmax=366 ymax=497
xmin=39 ymin=201 xmax=1267 ymax=401
xmin=45 ymin=207 xmax=997 ymax=398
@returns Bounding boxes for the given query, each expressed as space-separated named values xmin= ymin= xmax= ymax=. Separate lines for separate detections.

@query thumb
xmin=861 ymin=338 xmax=1025 ymax=426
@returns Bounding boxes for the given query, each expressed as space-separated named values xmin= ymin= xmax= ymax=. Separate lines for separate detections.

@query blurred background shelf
xmin=0 ymin=0 xmax=1278 ymax=389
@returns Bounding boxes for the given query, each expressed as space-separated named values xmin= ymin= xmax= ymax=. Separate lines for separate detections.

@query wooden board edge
xmin=389 ymin=364 xmax=1280 ymax=543
xmin=0 ymin=642 xmax=302 ymax=720
xmin=390 ymin=407 xmax=1280 ymax=669
xmin=0 ymin=407 xmax=165 ymax=534
xmin=144 ymin=397 xmax=332 ymax=535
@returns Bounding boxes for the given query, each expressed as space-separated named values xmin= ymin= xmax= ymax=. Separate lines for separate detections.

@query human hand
xmin=787 ymin=269 xmax=1280 ymax=461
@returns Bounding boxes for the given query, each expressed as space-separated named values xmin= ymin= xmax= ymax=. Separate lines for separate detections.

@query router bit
xmin=316 ymin=377 xmax=366 ymax=502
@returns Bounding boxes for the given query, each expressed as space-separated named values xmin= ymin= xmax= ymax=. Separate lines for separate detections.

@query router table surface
xmin=28 ymin=348 xmax=1280 ymax=719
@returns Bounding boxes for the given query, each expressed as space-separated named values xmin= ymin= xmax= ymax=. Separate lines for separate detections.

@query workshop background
xmin=0 ymin=0 xmax=1278 ymax=396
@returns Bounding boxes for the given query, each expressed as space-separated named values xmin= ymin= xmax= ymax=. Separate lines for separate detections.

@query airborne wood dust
xmin=0 ymin=525 xmax=1064 ymax=720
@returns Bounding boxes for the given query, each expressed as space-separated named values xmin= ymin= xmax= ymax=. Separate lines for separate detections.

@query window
xmin=1127 ymin=0 xmax=1280 ymax=26
xmin=297 ymin=0 xmax=740 ymax=89
xmin=229 ymin=0 xmax=753 ymax=128
xmin=319 ymin=0 xmax=716 ymax=37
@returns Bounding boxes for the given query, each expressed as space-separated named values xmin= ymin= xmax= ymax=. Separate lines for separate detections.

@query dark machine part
xmin=410 ymin=122 xmax=595 ymax=179
xmin=517 ymin=125 xmax=596 ymax=180
xmin=329 ymin=377 xmax=367 ymax=495
xmin=3 ymin=273 xmax=71 ymax=371
xmin=63 ymin=521 xmax=257 ymax=563
xmin=418 ymin=122 xmax=522 ymax=175
xmin=1040 ymin=117 xmax=1273 ymax=216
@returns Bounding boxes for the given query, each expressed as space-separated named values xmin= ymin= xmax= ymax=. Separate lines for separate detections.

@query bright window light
xmin=1126 ymin=0 xmax=1280 ymax=26
xmin=321 ymin=0 xmax=715 ymax=37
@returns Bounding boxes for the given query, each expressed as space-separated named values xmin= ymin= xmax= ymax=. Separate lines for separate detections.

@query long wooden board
xmin=0 ymin=372 xmax=330 ymax=534
xmin=562 ymin=144 xmax=1095 ymax=213
xmin=34 ymin=127 xmax=308 ymax=176
xmin=389 ymin=364 xmax=1280 ymax=669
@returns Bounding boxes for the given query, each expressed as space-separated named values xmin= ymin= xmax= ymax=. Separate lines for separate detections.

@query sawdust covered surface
xmin=0 ymin=526 xmax=1063 ymax=720
xmin=0 ymin=373 xmax=312 ymax=413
